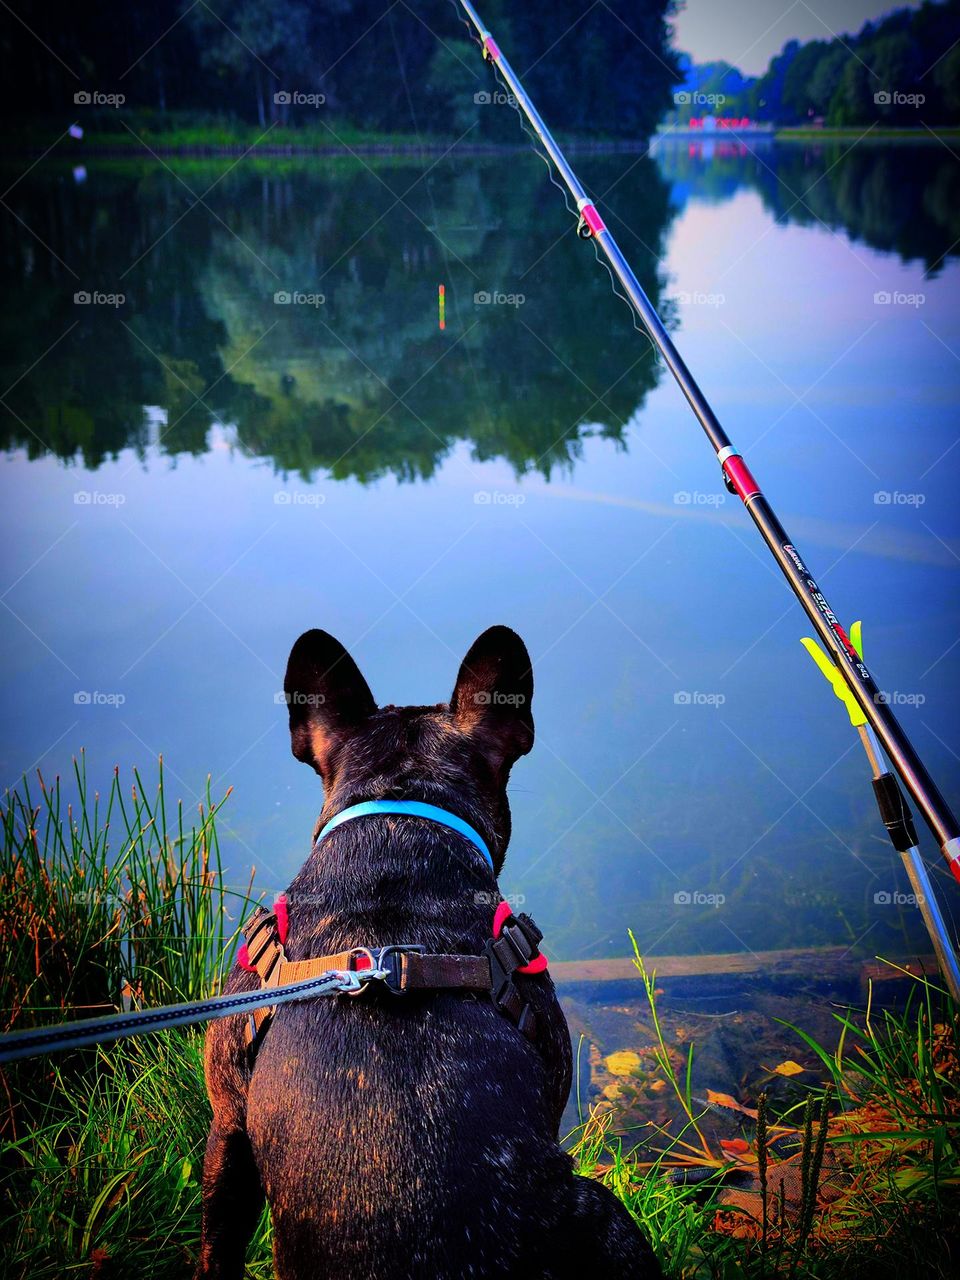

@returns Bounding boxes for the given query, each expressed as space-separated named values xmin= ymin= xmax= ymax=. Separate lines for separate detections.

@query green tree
xmin=808 ymin=46 xmax=850 ymax=116
xmin=933 ymin=44 xmax=960 ymax=116
xmin=781 ymin=40 xmax=833 ymax=122
xmin=185 ymin=0 xmax=326 ymax=126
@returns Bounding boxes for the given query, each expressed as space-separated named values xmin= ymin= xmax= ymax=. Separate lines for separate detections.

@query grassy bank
xmin=775 ymin=126 xmax=960 ymax=141
xmin=1 ymin=759 xmax=957 ymax=1276
xmin=8 ymin=110 xmax=664 ymax=159
xmin=11 ymin=108 xmax=960 ymax=158
xmin=9 ymin=113 xmax=438 ymax=155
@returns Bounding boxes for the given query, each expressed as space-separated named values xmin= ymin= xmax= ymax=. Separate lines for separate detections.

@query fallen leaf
xmin=771 ymin=1060 xmax=805 ymax=1077
xmin=719 ymin=1137 xmax=752 ymax=1155
xmin=605 ymin=1050 xmax=642 ymax=1077
xmin=706 ymin=1089 xmax=759 ymax=1118
xmin=719 ymin=1137 xmax=757 ymax=1165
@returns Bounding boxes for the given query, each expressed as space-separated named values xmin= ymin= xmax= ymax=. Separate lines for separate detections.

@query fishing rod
xmin=802 ymin=624 xmax=960 ymax=997
xmin=454 ymin=0 xmax=960 ymax=883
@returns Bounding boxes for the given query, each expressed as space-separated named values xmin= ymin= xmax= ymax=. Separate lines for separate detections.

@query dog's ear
xmin=284 ymin=630 xmax=376 ymax=776
xmin=450 ymin=626 xmax=534 ymax=773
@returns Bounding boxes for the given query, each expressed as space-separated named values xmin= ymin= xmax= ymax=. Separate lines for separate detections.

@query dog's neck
xmin=282 ymin=807 xmax=502 ymax=959
xmin=314 ymin=800 xmax=494 ymax=869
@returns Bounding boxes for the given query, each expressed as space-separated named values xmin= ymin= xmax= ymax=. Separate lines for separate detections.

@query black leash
xmin=0 ymin=967 xmax=381 ymax=1065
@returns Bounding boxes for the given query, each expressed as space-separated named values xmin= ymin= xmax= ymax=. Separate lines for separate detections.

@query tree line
xmin=3 ymin=0 xmax=678 ymax=141
xmin=671 ymin=0 xmax=960 ymax=127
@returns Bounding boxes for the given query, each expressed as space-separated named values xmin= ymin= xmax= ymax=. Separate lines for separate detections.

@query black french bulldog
xmin=197 ymin=626 xmax=661 ymax=1279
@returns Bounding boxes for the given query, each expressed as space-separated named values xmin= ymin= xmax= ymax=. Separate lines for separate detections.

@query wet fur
xmin=197 ymin=627 xmax=660 ymax=1279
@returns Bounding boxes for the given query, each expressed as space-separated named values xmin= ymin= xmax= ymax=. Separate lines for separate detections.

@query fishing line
xmin=446 ymin=0 xmax=658 ymax=351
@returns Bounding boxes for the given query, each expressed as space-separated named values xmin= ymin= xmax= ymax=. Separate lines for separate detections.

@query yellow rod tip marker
xmin=800 ymin=621 xmax=866 ymax=727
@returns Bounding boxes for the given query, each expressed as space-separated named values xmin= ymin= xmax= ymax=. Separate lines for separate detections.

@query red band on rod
xmin=833 ymin=623 xmax=860 ymax=662
xmin=723 ymin=455 xmax=761 ymax=501
xmin=581 ymin=204 xmax=606 ymax=235
xmin=484 ymin=36 xmax=501 ymax=60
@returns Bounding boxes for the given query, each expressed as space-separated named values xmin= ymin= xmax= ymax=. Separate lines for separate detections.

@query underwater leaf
xmin=771 ymin=1060 xmax=805 ymax=1077
xmin=605 ymin=1050 xmax=641 ymax=1077
xmin=706 ymin=1090 xmax=759 ymax=1118
xmin=719 ymin=1137 xmax=756 ymax=1164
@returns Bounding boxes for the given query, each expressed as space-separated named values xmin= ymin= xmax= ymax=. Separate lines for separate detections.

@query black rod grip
xmin=872 ymin=772 xmax=918 ymax=853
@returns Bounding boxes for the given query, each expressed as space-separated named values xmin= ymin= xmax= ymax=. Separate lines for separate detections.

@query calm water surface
xmin=2 ymin=138 xmax=958 ymax=961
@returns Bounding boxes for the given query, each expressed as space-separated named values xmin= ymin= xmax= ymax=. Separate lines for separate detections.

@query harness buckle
xmin=376 ymin=944 xmax=426 ymax=994
xmin=347 ymin=944 xmax=426 ymax=995
xmin=484 ymin=910 xmax=545 ymax=1043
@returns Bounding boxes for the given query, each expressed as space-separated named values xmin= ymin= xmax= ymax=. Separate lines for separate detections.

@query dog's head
xmin=284 ymin=626 xmax=534 ymax=867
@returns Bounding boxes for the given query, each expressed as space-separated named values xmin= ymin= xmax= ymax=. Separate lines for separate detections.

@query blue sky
xmin=671 ymin=0 xmax=924 ymax=74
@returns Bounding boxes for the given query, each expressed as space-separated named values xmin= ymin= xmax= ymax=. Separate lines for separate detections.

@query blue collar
xmin=315 ymin=800 xmax=494 ymax=870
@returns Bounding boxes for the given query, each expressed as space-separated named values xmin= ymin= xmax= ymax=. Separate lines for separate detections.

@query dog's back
xmin=196 ymin=628 xmax=660 ymax=1280
xmin=244 ymin=817 xmax=570 ymax=1278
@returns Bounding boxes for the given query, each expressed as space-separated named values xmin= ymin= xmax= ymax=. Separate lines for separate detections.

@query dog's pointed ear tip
xmin=289 ymin=627 xmax=340 ymax=654
xmin=469 ymin=624 xmax=530 ymax=652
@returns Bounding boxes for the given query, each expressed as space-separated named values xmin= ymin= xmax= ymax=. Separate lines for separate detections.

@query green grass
xmin=6 ymin=109 xmax=655 ymax=160
xmin=775 ymin=126 xmax=960 ymax=141
xmin=8 ymin=110 xmax=458 ymax=156
xmin=562 ymin=937 xmax=960 ymax=1277
xmin=2 ymin=758 xmax=957 ymax=1276
xmin=0 ymin=755 xmax=270 ymax=1276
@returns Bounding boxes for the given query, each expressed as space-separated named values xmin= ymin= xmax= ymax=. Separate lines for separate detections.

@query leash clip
xmin=339 ymin=967 xmax=384 ymax=994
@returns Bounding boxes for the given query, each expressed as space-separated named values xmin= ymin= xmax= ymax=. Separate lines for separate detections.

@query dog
xmin=196 ymin=625 xmax=661 ymax=1279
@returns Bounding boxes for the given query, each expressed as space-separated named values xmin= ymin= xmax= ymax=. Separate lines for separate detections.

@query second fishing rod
xmin=455 ymin=0 xmax=960 ymax=881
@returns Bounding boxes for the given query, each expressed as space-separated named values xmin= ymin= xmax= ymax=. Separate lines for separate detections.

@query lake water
xmin=2 ymin=137 xmax=959 ymax=964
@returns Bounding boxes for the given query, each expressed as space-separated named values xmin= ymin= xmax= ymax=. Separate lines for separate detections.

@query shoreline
xmin=4 ymin=125 xmax=957 ymax=164
xmin=553 ymin=945 xmax=936 ymax=987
